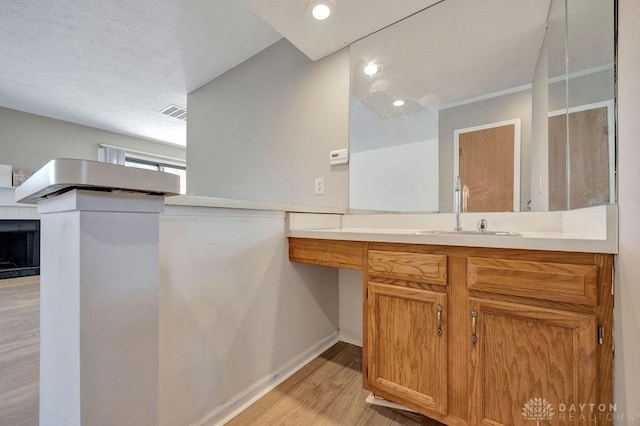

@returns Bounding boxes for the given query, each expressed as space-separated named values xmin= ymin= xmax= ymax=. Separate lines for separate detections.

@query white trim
xmin=453 ymin=119 xmax=522 ymax=212
xmin=162 ymin=205 xmax=286 ymax=219
xmin=339 ymin=329 xmax=363 ymax=347
xmin=441 ymin=64 xmax=614 ymax=112
xmin=548 ymin=63 xmax=614 ymax=85
xmin=548 ymin=100 xmax=616 ymax=204
xmin=440 ymin=84 xmax=531 ymax=111
xmin=192 ymin=332 xmax=340 ymax=426
xmin=548 ymin=100 xmax=613 ymax=117
xmin=608 ymin=101 xmax=616 ymax=204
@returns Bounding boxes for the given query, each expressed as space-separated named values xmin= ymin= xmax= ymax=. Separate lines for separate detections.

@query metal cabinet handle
xmin=436 ymin=304 xmax=443 ymax=337
xmin=471 ymin=310 xmax=478 ymax=345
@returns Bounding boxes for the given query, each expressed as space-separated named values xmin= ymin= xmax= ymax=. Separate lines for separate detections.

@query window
xmin=125 ymin=157 xmax=187 ymax=195
xmin=98 ymin=145 xmax=187 ymax=195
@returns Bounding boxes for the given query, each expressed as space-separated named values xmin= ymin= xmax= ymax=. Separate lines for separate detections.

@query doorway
xmin=549 ymin=102 xmax=614 ymax=210
xmin=453 ymin=119 xmax=521 ymax=212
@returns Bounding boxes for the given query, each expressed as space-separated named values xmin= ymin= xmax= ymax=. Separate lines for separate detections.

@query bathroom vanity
xmin=287 ymin=208 xmax=616 ymax=425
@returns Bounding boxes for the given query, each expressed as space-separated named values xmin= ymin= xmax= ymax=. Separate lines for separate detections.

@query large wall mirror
xmin=348 ymin=0 xmax=615 ymax=213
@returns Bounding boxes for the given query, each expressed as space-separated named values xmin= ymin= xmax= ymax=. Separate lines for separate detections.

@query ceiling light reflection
xmin=364 ymin=63 xmax=379 ymax=75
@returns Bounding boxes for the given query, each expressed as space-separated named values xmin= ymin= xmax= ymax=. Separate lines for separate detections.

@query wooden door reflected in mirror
xmin=455 ymin=121 xmax=520 ymax=212
xmin=549 ymin=104 xmax=612 ymax=210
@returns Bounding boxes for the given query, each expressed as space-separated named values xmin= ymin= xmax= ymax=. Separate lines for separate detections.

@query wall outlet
xmin=315 ymin=177 xmax=324 ymax=195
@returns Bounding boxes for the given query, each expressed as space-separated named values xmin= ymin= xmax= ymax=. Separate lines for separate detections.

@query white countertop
xmin=287 ymin=205 xmax=618 ymax=254
xmin=7 ymin=182 xmax=345 ymax=215
xmin=288 ymin=227 xmax=617 ymax=253
xmin=15 ymin=159 xmax=180 ymax=204
xmin=165 ymin=194 xmax=346 ymax=214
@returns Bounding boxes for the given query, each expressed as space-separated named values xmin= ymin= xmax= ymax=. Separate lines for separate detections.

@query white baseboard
xmin=192 ymin=332 xmax=340 ymax=426
xmin=339 ymin=329 xmax=362 ymax=347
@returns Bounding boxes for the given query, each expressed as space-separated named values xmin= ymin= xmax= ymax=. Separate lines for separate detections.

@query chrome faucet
xmin=454 ymin=176 xmax=462 ymax=231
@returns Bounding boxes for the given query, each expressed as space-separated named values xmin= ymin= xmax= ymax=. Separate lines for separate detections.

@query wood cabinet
xmin=367 ymin=282 xmax=448 ymax=417
xmin=288 ymin=238 xmax=614 ymax=426
xmin=468 ymin=298 xmax=597 ymax=426
xmin=466 ymin=255 xmax=603 ymax=425
xmin=365 ymin=248 xmax=450 ymax=418
xmin=288 ymin=238 xmax=364 ymax=270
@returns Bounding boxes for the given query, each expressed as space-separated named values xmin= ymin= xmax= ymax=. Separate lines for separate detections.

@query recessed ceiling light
xmin=363 ymin=63 xmax=379 ymax=76
xmin=307 ymin=0 xmax=335 ymax=21
xmin=393 ymin=100 xmax=405 ymax=107
xmin=312 ymin=4 xmax=331 ymax=20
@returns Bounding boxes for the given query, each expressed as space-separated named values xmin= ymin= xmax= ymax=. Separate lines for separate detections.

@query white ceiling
xmin=0 ymin=0 xmax=443 ymax=148
xmin=0 ymin=0 xmax=282 ymax=146
xmin=0 ymin=0 xmax=614 ymax=148
xmin=350 ymin=0 xmax=551 ymax=119
xmin=350 ymin=0 xmax=615 ymax=120
xmin=244 ymin=0 xmax=442 ymax=61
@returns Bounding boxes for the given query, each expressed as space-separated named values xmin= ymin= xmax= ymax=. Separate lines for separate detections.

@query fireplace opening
xmin=0 ymin=220 xmax=40 ymax=279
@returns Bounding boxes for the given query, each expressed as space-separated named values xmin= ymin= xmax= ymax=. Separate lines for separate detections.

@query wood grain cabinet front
xmin=288 ymin=238 xmax=364 ymax=270
xmin=467 ymin=256 xmax=599 ymax=306
xmin=287 ymin=238 xmax=613 ymax=426
xmin=468 ymin=298 xmax=598 ymax=426
xmin=368 ymin=250 xmax=448 ymax=286
xmin=366 ymin=282 xmax=448 ymax=417
xmin=362 ymin=247 xmax=612 ymax=426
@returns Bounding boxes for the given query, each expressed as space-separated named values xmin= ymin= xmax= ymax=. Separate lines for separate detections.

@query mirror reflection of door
xmin=455 ymin=121 xmax=520 ymax=212
xmin=549 ymin=104 xmax=612 ymax=210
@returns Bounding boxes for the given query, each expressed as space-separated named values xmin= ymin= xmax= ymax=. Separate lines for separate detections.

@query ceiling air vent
xmin=159 ymin=104 xmax=187 ymax=121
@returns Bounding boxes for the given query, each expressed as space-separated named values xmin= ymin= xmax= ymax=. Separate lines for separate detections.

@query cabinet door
xmin=367 ymin=282 xmax=447 ymax=416
xmin=469 ymin=298 xmax=597 ymax=426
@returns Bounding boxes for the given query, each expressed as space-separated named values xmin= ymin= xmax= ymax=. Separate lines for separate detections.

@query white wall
xmin=530 ymin=33 xmax=550 ymax=212
xmin=338 ymin=269 xmax=363 ymax=346
xmin=159 ymin=207 xmax=339 ymax=425
xmin=615 ymin=0 xmax=640 ymax=421
xmin=0 ymin=107 xmax=186 ymax=172
xmin=349 ymin=140 xmax=439 ymax=212
xmin=187 ymin=40 xmax=349 ymax=208
xmin=0 ymin=187 xmax=38 ymax=219
xmin=548 ymin=69 xmax=615 ymax=111
xmin=349 ymin=96 xmax=439 ymax=153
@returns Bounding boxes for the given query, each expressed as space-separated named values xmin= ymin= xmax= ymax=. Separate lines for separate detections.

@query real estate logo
xmin=522 ymin=397 xmax=555 ymax=425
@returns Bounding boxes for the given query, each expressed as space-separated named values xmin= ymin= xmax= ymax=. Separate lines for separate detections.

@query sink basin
xmin=413 ymin=230 xmax=521 ymax=237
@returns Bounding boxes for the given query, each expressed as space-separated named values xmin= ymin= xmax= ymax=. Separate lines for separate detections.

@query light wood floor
xmin=226 ymin=342 xmax=444 ymax=426
xmin=0 ymin=279 xmax=443 ymax=426
xmin=0 ymin=276 xmax=39 ymax=426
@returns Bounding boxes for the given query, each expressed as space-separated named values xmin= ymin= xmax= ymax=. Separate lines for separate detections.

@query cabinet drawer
xmin=289 ymin=238 xmax=364 ymax=270
xmin=467 ymin=257 xmax=598 ymax=306
xmin=368 ymin=250 xmax=447 ymax=285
